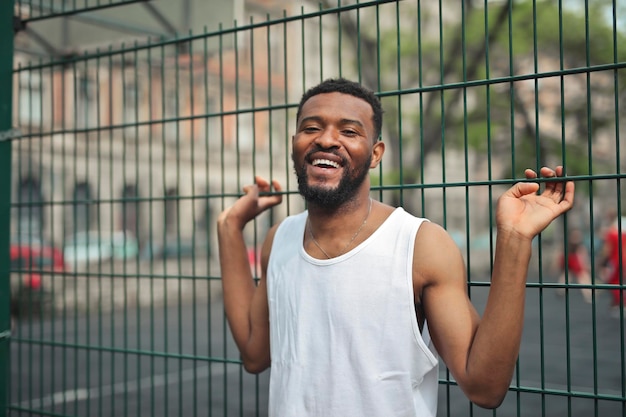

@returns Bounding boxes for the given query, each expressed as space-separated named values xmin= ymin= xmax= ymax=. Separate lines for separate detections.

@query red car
xmin=10 ymin=243 xmax=66 ymax=317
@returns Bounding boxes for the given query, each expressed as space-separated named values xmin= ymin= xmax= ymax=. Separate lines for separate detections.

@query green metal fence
xmin=3 ymin=0 xmax=626 ymax=416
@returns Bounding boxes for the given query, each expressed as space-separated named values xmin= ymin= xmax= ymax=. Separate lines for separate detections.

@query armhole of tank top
xmin=267 ymin=215 xmax=298 ymax=282
xmin=407 ymin=217 xmax=438 ymax=364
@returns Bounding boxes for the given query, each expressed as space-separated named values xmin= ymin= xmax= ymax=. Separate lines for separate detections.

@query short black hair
xmin=296 ymin=78 xmax=383 ymax=140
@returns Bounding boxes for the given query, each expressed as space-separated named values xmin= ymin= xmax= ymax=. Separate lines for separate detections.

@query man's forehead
xmin=299 ymin=92 xmax=373 ymax=120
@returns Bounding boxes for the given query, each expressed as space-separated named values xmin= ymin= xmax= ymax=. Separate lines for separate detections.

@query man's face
xmin=291 ymin=92 xmax=383 ymax=208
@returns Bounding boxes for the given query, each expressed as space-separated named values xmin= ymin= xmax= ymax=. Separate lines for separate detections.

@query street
xmin=438 ymin=283 xmax=626 ymax=417
xmin=9 ymin=293 xmax=269 ymax=417
xmin=9 ymin=277 xmax=626 ymax=417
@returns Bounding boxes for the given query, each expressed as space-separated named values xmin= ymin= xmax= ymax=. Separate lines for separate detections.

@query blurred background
xmin=2 ymin=0 xmax=626 ymax=416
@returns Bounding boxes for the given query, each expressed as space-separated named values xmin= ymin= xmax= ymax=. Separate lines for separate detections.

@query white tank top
xmin=267 ymin=207 xmax=439 ymax=417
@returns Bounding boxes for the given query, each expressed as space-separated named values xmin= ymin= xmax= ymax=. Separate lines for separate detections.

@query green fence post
xmin=0 ymin=1 xmax=15 ymax=416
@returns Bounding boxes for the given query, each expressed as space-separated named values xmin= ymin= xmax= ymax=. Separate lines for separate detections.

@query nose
xmin=314 ymin=126 xmax=340 ymax=149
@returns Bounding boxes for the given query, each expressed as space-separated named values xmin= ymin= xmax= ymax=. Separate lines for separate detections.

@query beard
xmin=294 ymin=153 xmax=371 ymax=209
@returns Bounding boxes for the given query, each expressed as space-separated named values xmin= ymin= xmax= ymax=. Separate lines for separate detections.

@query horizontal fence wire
xmin=16 ymin=0 xmax=152 ymax=23
xmin=5 ymin=1 xmax=626 ymax=416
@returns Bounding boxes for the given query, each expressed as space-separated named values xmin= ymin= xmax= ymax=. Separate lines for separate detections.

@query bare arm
xmin=420 ymin=166 xmax=574 ymax=408
xmin=217 ymin=176 xmax=282 ymax=373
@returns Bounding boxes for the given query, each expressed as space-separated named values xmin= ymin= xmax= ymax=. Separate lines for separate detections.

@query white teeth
xmin=312 ymin=159 xmax=340 ymax=168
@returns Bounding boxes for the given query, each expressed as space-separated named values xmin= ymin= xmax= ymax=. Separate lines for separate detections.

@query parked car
xmin=140 ymin=238 xmax=209 ymax=261
xmin=63 ymin=230 xmax=139 ymax=266
xmin=11 ymin=233 xmax=48 ymax=247
xmin=10 ymin=243 xmax=66 ymax=317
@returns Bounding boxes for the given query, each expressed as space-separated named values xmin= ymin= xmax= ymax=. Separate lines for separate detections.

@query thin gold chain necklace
xmin=307 ymin=198 xmax=373 ymax=259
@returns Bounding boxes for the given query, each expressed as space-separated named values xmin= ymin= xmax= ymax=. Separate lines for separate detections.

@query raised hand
xmin=218 ymin=176 xmax=283 ymax=230
xmin=496 ymin=166 xmax=575 ymax=240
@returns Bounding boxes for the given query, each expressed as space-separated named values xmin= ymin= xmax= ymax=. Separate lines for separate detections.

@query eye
xmin=302 ymin=126 xmax=320 ymax=133
xmin=342 ymin=129 xmax=358 ymax=137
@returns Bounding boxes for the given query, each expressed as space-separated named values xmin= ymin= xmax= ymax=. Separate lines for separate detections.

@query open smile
xmin=312 ymin=158 xmax=340 ymax=169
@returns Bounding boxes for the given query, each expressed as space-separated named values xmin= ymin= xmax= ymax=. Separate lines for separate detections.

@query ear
xmin=370 ymin=140 xmax=385 ymax=168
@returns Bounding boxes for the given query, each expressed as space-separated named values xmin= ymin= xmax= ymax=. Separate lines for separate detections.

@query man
xmin=217 ymin=78 xmax=575 ymax=417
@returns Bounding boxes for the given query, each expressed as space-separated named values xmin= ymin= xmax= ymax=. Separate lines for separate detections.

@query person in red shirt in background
xmin=556 ymin=228 xmax=592 ymax=303
xmin=601 ymin=215 xmax=626 ymax=316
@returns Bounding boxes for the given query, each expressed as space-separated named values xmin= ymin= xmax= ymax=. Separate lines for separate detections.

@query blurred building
xmin=10 ymin=0 xmax=625 ymax=256
xmin=11 ymin=0 xmax=296 ymax=250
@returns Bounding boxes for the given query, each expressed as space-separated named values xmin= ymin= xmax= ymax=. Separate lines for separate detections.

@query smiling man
xmin=217 ymin=78 xmax=575 ymax=417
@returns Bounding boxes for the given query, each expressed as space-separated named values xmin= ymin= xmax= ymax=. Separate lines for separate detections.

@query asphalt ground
xmin=438 ymin=283 xmax=626 ymax=417
xmin=8 ymin=277 xmax=626 ymax=417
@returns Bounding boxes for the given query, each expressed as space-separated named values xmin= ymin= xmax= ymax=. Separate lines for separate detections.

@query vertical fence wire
xmin=0 ymin=1 xmax=15 ymax=416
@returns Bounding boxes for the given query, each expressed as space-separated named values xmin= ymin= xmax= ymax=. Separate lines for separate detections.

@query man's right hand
xmin=218 ymin=176 xmax=283 ymax=230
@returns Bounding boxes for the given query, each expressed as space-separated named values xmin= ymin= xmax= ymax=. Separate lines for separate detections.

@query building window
xmin=120 ymin=184 xmax=139 ymax=238
xmin=164 ymin=89 xmax=179 ymax=144
xmin=72 ymin=182 xmax=93 ymax=233
xmin=18 ymin=71 xmax=42 ymax=127
xmin=206 ymin=97 xmax=222 ymax=150
xmin=236 ymin=111 xmax=254 ymax=152
xmin=197 ymin=198 xmax=212 ymax=235
xmin=76 ymin=75 xmax=97 ymax=128
xmin=16 ymin=177 xmax=44 ymax=236
xmin=123 ymin=81 xmax=139 ymax=125
xmin=164 ymin=188 xmax=179 ymax=236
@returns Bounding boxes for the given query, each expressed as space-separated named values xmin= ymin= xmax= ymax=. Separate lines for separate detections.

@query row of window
xmin=13 ymin=177 xmax=212 ymax=245
xmin=15 ymin=68 xmax=277 ymax=152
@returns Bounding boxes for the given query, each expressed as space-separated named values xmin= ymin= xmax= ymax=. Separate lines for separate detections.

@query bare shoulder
xmin=413 ymin=221 xmax=467 ymax=298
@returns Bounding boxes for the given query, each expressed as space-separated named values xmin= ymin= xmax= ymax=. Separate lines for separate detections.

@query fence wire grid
xmin=2 ymin=0 xmax=626 ymax=416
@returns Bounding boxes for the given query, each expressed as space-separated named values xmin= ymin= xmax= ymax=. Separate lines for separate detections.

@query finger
xmin=524 ymin=168 xmax=538 ymax=180
xmin=265 ymin=180 xmax=283 ymax=204
xmin=554 ymin=166 xmax=565 ymax=177
xmin=540 ymin=166 xmax=567 ymax=197
xmin=271 ymin=179 xmax=283 ymax=193
xmin=255 ymin=176 xmax=270 ymax=190
xmin=539 ymin=166 xmax=557 ymax=178
xmin=273 ymin=180 xmax=284 ymax=203
xmin=242 ymin=184 xmax=256 ymax=195
xmin=559 ymin=181 xmax=575 ymax=208
xmin=510 ymin=181 xmax=540 ymax=198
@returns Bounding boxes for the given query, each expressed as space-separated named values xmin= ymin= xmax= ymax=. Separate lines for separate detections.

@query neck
xmin=306 ymin=197 xmax=374 ymax=259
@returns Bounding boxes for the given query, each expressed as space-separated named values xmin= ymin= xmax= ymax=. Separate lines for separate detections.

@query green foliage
xmin=434 ymin=1 xmax=623 ymax=161
xmin=472 ymin=1 xmax=626 ymax=67
xmin=350 ymin=0 xmax=623 ymax=184
xmin=456 ymin=117 xmax=490 ymax=152
xmin=441 ymin=1 xmax=626 ymax=84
